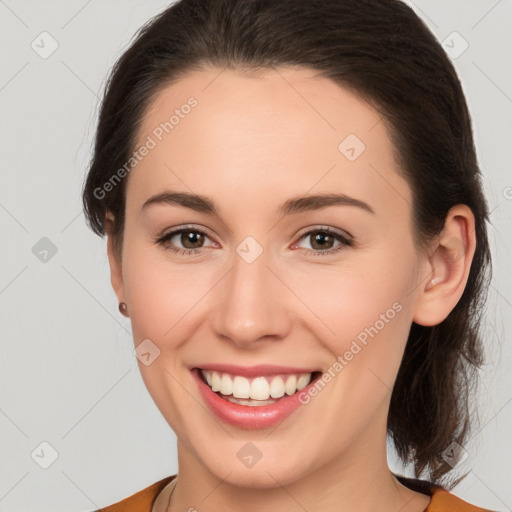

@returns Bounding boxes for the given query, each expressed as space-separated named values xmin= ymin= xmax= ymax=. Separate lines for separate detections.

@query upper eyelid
xmin=294 ymin=225 xmax=352 ymax=240
xmin=161 ymin=224 xmax=215 ymax=239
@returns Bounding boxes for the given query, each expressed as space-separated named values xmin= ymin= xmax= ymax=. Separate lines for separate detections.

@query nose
xmin=211 ymin=242 xmax=292 ymax=349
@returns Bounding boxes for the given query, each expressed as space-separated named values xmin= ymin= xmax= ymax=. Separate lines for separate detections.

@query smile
xmin=191 ymin=365 xmax=323 ymax=429
xmin=200 ymin=369 xmax=314 ymax=404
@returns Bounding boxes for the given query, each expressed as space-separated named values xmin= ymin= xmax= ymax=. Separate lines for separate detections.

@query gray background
xmin=0 ymin=1 xmax=511 ymax=511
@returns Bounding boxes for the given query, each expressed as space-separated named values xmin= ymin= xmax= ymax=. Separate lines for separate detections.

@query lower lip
xmin=192 ymin=368 xmax=319 ymax=429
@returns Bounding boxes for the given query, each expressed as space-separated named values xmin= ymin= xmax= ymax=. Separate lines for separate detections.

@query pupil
xmin=313 ymin=232 xmax=332 ymax=250
xmin=183 ymin=231 xmax=204 ymax=248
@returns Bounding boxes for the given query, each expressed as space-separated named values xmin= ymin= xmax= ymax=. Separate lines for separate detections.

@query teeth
xmin=220 ymin=373 xmax=233 ymax=395
xmin=233 ymin=375 xmax=250 ymax=399
xmin=296 ymin=374 xmax=311 ymax=390
xmin=211 ymin=371 xmax=221 ymax=392
xmin=284 ymin=375 xmax=297 ymax=395
xmin=269 ymin=376 xmax=285 ymax=398
xmin=200 ymin=370 xmax=313 ymax=401
xmin=251 ymin=377 xmax=270 ymax=400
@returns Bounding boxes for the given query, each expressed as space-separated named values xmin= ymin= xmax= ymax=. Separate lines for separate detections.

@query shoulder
xmin=429 ymin=487 xmax=498 ymax=512
xmin=394 ymin=473 xmax=497 ymax=512
xmin=91 ymin=474 xmax=176 ymax=512
xmin=425 ymin=487 xmax=495 ymax=512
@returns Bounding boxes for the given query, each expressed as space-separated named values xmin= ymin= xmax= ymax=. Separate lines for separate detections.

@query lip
xmin=191 ymin=367 xmax=322 ymax=429
xmin=192 ymin=363 xmax=318 ymax=378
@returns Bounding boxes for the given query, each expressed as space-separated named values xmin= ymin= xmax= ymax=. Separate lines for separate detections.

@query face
xmin=108 ymin=66 xmax=428 ymax=487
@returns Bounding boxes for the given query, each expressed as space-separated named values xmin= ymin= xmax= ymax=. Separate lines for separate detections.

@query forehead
xmin=127 ymin=66 xmax=411 ymax=223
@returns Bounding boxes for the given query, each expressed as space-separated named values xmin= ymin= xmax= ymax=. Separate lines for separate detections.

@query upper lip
xmin=193 ymin=364 xmax=320 ymax=378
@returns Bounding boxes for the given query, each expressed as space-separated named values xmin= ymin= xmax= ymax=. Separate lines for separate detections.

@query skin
xmin=105 ymin=66 xmax=476 ymax=512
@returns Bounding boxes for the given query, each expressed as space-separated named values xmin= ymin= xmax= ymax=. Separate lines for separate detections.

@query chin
xmin=193 ymin=437 xmax=320 ymax=489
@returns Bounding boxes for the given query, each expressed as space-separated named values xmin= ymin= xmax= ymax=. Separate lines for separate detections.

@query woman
xmin=82 ymin=0 xmax=495 ymax=510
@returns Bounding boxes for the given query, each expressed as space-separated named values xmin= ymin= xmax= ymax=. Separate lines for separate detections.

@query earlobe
xmin=412 ymin=205 xmax=476 ymax=327
xmin=105 ymin=213 xmax=126 ymax=308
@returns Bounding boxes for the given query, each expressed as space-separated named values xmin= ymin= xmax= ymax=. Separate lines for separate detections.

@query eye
xmin=292 ymin=226 xmax=354 ymax=256
xmin=155 ymin=225 xmax=217 ymax=256
xmin=155 ymin=224 xmax=354 ymax=257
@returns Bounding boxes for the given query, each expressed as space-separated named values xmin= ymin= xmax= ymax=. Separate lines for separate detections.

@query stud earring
xmin=119 ymin=302 xmax=129 ymax=316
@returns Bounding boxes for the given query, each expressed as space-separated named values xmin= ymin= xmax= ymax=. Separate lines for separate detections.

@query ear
xmin=412 ymin=204 xmax=477 ymax=327
xmin=105 ymin=212 xmax=126 ymax=305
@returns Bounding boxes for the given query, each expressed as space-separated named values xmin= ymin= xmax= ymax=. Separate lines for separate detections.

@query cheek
xmin=289 ymin=258 xmax=413 ymax=380
xmin=122 ymin=243 xmax=218 ymax=345
xmin=290 ymin=267 xmax=413 ymax=437
xmin=294 ymin=260 xmax=408 ymax=331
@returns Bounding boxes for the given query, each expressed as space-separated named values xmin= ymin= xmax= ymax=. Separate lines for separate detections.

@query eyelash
xmin=154 ymin=225 xmax=354 ymax=257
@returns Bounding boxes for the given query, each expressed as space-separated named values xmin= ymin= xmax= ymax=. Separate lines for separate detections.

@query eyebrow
xmin=141 ymin=191 xmax=375 ymax=216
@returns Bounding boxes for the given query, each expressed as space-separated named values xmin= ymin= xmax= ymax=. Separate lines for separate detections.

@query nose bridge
xmin=212 ymin=236 xmax=289 ymax=347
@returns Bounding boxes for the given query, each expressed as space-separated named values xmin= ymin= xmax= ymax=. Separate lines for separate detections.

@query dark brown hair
xmin=82 ymin=0 xmax=492 ymax=488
